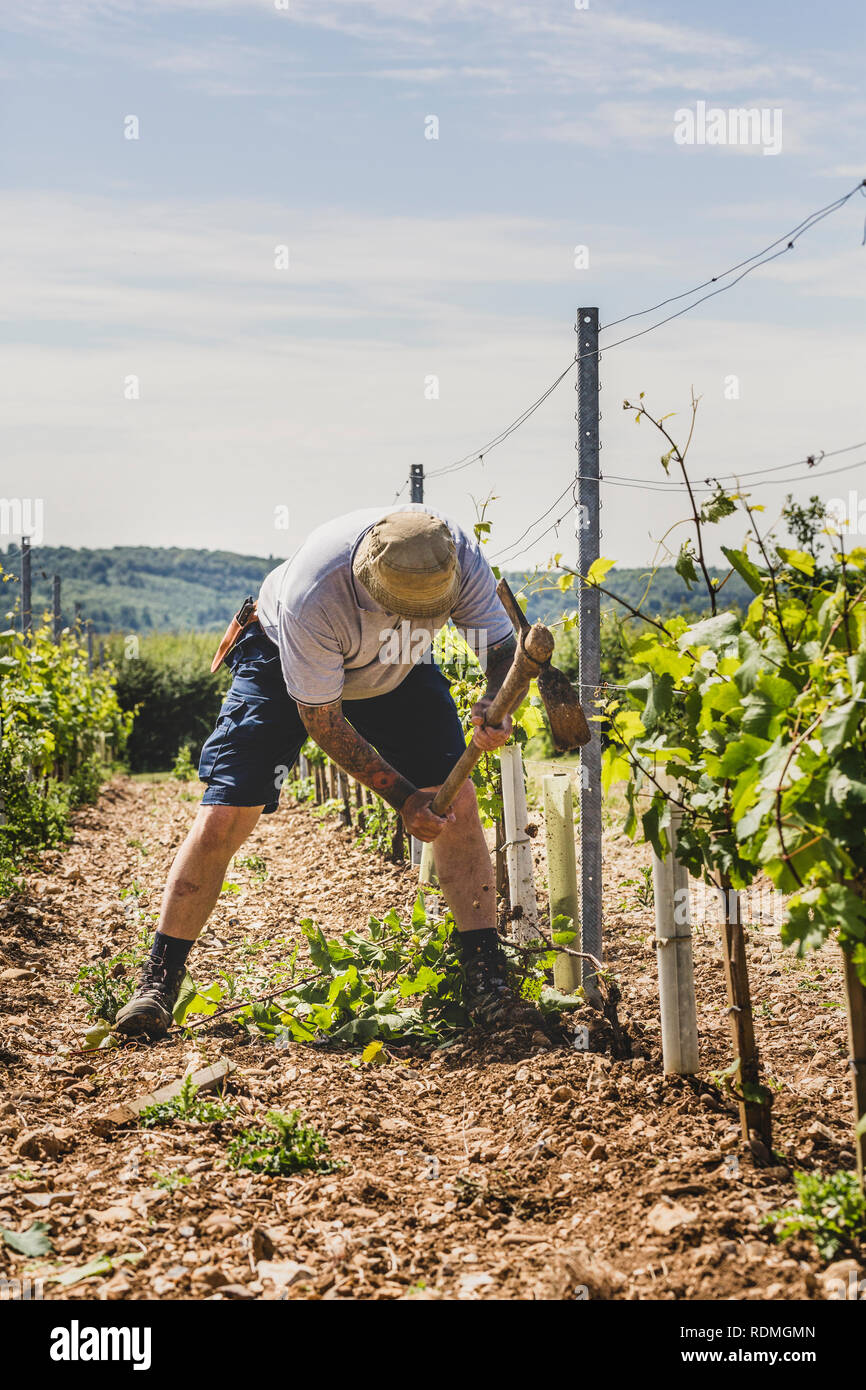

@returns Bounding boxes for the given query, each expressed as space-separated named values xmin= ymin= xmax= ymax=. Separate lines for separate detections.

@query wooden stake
xmin=543 ymin=771 xmax=581 ymax=992
xmin=842 ymin=947 xmax=866 ymax=1189
xmin=718 ymin=876 xmax=772 ymax=1147
xmin=105 ymin=1060 xmax=235 ymax=1126
xmin=390 ymin=818 xmax=406 ymax=862
xmin=338 ymin=769 xmax=352 ymax=827
xmin=495 ymin=812 xmax=508 ymax=902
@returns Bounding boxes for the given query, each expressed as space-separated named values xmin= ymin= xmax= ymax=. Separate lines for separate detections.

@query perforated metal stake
xmin=576 ymin=308 xmax=602 ymax=983
xmin=52 ymin=575 xmax=62 ymax=644
xmin=21 ymin=536 xmax=32 ymax=638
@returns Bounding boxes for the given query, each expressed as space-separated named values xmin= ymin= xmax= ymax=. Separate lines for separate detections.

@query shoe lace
xmin=464 ymin=947 xmax=508 ymax=994
xmin=139 ymin=955 xmax=184 ymax=999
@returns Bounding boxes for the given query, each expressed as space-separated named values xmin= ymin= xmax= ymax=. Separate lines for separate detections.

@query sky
xmin=1 ymin=0 xmax=865 ymax=570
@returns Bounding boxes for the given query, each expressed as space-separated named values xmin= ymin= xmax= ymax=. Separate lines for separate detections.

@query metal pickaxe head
xmin=497 ymin=578 xmax=591 ymax=751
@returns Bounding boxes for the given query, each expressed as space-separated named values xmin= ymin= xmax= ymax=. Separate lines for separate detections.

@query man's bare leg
xmin=430 ymin=780 xmax=495 ymax=932
xmin=157 ymin=804 xmax=264 ymax=940
xmin=116 ymin=803 xmax=263 ymax=1037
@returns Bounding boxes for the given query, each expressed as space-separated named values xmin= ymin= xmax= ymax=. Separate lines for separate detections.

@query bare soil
xmin=0 ymin=775 xmax=861 ymax=1301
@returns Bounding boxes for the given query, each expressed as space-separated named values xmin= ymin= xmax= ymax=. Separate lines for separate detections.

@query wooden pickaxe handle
xmin=430 ymin=622 xmax=553 ymax=816
xmin=496 ymin=577 xmax=531 ymax=637
xmin=498 ymin=576 xmax=591 ymax=750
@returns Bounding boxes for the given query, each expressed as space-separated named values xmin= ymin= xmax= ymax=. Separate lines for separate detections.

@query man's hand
xmin=470 ymin=698 xmax=513 ymax=752
xmin=401 ymin=787 xmax=456 ymax=842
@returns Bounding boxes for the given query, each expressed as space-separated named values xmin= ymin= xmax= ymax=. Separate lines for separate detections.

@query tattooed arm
xmin=470 ymin=632 xmax=517 ymax=752
xmin=297 ymin=700 xmax=455 ymax=841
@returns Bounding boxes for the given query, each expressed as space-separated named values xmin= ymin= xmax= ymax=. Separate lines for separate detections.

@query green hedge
xmin=105 ymin=632 xmax=230 ymax=773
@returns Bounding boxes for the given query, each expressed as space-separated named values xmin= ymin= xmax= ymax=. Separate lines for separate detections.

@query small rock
xmin=217 ymin=1283 xmax=256 ymax=1299
xmin=748 ymin=1138 xmax=772 ymax=1165
xmin=99 ymin=1274 xmax=133 ymax=1300
xmin=799 ymin=1077 xmax=825 ymax=1095
xmin=806 ymin=1121 xmax=834 ymax=1141
xmin=14 ymin=1128 xmax=76 ymax=1160
xmin=22 ymin=1191 xmax=74 ymax=1210
xmin=191 ymin=1265 xmax=229 ymax=1289
xmin=531 ymin=1032 xmax=551 ymax=1050
xmin=550 ymin=1085 xmax=575 ymax=1105
xmin=691 ymin=1243 xmax=721 ymax=1267
xmin=586 ymin=1142 xmax=607 ymax=1162
xmin=96 ymin=1205 xmax=138 ymax=1225
xmin=0 ymin=968 xmax=36 ymax=982
xmin=200 ymin=1213 xmax=240 ymax=1238
xmin=55 ymin=1237 xmax=83 ymax=1256
xmin=323 ymin=1232 xmax=349 ymax=1259
xmin=251 ymin=1228 xmax=275 ymax=1262
xmin=457 ymin=1271 xmax=494 ymax=1298
xmin=89 ymin=1116 xmax=116 ymax=1139
xmin=257 ymin=1260 xmax=314 ymax=1289
xmin=646 ymin=1201 xmax=698 ymax=1236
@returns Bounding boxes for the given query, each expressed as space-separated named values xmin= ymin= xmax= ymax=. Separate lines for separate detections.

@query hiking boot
xmin=115 ymin=956 xmax=186 ymax=1039
xmin=461 ymin=941 xmax=537 ymax=1029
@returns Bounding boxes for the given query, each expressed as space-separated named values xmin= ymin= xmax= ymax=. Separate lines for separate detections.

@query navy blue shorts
xmin=199 ymin=626 xmax=468 ymax=814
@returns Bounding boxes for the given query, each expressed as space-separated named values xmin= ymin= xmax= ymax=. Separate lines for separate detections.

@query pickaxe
xmin=431 ymin=578 xmax=591 ymax=815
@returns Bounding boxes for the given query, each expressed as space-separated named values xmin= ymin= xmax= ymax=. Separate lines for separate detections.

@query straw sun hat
xmin=353 ymin=511 xmax=461 ymax=619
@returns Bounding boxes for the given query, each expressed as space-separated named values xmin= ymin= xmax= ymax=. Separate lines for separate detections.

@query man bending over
xmin=117 ymin=505 xmax=531 ymax=1040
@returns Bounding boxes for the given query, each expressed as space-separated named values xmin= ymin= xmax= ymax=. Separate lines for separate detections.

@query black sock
xmin=456 ymin=928 xmax=499 ymax=956
xmin=149 ymin=932 xmax=194 ymax=972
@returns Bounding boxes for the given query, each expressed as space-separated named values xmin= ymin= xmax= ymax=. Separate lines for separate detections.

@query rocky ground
xmin=0 ymin=774 xmax=861 ymax=1301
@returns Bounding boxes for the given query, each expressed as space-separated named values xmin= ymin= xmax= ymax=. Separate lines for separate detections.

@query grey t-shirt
xmin=256 ymin=504 xmax=512 ymax=705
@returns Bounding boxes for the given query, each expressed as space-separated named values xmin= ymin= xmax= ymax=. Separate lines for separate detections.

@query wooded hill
xmin=0 ymin=544 xmax=753 ymax=633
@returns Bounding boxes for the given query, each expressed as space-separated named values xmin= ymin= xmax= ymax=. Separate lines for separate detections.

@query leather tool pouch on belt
xmin=210 ymin=595 xmax=259 ymax=673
